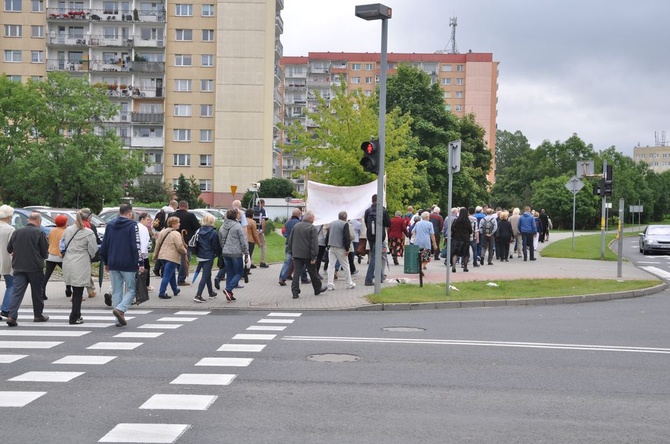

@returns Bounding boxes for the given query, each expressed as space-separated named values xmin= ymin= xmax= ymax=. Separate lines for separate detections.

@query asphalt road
xmin=3 ymin=291 xmax=670 ymax=443
xmin=614 ymin=234 xmax=670 ymax=282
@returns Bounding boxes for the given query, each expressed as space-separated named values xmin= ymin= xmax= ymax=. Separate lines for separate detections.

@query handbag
xmin=134 ymin=269 xmax=150 ymax=305
xmin=59 ymin=228 xmax=82 ymax=258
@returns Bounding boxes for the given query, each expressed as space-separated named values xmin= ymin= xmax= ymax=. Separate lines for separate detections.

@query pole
xmin=446 ymin=167 xmax=453 ymax=295
xmin=373 ymin=17 xmax=388 ymax=295
xmin=572 ymin=191 xmax=576 ymax=251
xmin=617 ymin=198 xmax=624 ymax=278
xmin=600 ymin=160 xmax=607 ymax=260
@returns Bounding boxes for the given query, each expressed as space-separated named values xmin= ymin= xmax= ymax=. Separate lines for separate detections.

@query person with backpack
xmin=192 ymin=214 xmax=221 ymax=303
xmin=364 ymin=194 xmax=391 ymax=287
xmin=518 ymin=206 xmax=538 ymax=261
xmin=478 ymin=208 xmax=498 ymax=265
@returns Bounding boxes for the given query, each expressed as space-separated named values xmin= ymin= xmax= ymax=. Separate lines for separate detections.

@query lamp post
xmin=355 ymin=3 xmax=391 ymax=295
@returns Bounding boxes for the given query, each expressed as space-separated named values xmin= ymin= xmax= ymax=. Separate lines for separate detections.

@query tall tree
xmin=174 ymin=174 xmax=206 ymax=208
xmin=0 ymin=73 xmax=145 ymax=208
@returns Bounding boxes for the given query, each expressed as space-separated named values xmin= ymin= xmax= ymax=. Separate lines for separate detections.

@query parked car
xmin=33 ymin=208 xmax=107 ymax=242
xmin=639 ymin=225 xmax=670 ymax=255
xmin=98 ymin=207 xmax=160 ymax=223
xmin=11 ymin=208 xmax=56 ymax=235
xmin=195 ymin=208 xmax=226 ymax=220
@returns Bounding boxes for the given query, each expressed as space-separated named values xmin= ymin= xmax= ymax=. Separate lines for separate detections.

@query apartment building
xmin=280 ymin=51 xmax=498 ymax=190
xmin=1 ymin=0 xmax=283 ymax=207
xmin=634 ymin=145 xmax=670 ymax=174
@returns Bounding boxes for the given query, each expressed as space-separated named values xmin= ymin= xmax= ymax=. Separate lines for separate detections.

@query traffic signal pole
xmin=600 ymin=160 xmax=607 ymax=260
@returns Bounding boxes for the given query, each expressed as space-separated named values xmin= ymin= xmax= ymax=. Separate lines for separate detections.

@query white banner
xmin=307 ymin=179 xmax=383 ymax=226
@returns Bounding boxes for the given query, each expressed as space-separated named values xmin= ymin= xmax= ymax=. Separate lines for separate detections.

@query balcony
xmin=46 ymin=59 xmax=86 ymax=72
xmin=129 ymin=61 xmax=165 ymax=73
xmin=144 ymin=164 xmax=163 ymax=175
xmin=309 ymin=66 xmax=329 ymax=74
xmin=131 ymin=112 xmax=164 ymax=123
xmin=275 ymin=40 xmax=283 ymax=59
xmin=131 ymin=137 xmax=164 ymax=148
xmin=285 ymin=83 xmax=306 ymax=90
xmin=275 ymin=14 xmax=283 ymax=35
xmin=46 ymin=7 xmax=165 ymax=22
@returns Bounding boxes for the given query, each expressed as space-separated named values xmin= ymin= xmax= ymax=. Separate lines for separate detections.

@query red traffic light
xmin=360 ymin=140 xmax=379 ymax=174
xmin=361 ymin=141 xmax=376 ymax=154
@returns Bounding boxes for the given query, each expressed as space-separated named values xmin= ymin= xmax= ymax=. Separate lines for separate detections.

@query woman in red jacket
xmin=388 ymin=211 xmax=407 ymax=266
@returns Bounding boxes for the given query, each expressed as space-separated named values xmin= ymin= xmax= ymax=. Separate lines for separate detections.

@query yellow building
xmin=1 ymin=0 xmax=283 ymax=207
xmin=634 ymin=145 xmax=670 ymax=174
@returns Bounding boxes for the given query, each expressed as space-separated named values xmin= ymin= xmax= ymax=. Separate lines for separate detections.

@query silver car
xmin=639 ymin=225 xmax=670 ymax=255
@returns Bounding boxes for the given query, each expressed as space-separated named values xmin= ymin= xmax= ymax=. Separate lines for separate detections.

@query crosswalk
xmin=1 ymin=307 xmax=303 ymax=443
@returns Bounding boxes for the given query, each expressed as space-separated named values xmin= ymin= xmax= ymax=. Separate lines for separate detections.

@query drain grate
xmin=382 ymin=327 xmax=425 ymax=332
xmin=307 ymin=353 xmax=361 ymax=363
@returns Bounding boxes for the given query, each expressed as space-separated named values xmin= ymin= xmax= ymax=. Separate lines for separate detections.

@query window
xmin=175 ymin=54 xmax=192 ymax=66
xmin=173 ymin=153 xmax=191 ymax=166
xmin=199 ymin=179 xmax=211 ymax=191
xmin=175 ymin=3 xmax=192 ymax=16
xmin=200 ymin=79 xmax=213 ymax=92
xmin=4 ymin=0 xmax=21 ymax=11
xmin=175 ymin=29 xmax=192 ymax=41
xmin=202 ymin=4 xmax=214 ymax=16
xmin=30 ymin=75 xmax=42 ymax=81
xmin=200 ymin=129 xmax=212 ymax=142
xmin=201 ymin=29 xmax=214 ymax=41
xmin=30 ymin=0 xmax=41 ymax=11
xmin=201 ymin=54 xmax=213 ymax=67
xmin=445 ymin=104 xmax=451 ymax=112
xmin=365 ymin=77 xmax=372 ymax=84
xmin=441 ymin=64 xmax=452 ymax=72
xmin=200 ymin=104 xmax=213 ymax=117
xmin=455 ymin=91 xmax=463 ymax=99
xmin=103 ymin=27 xmax=118 ymax=39
xmin=441 ymin=78 xmax=451 ymax=85
xmin=173 ymin=104 xmax=192 ymax=116
xmin=175 ymin=79 xmax=191 ymax=91
xmin=4 ymin=25 xmax=21 ymax=37
xmin=31 ymin=25 xmax=43 ymax=38
xmin=351 ymin=63 xmax=361 ymax=70
xmin=443 ymin=91 xmax=452 ymax=99
xmin=173 ymin=130 xmax=190 ymax=142
xmin=31 ymin=50 xmax=43 ymax=63
xmin=454 ymin=104 xmax=463 ymax=112
xmin=6 ymin=75 xmax=21 ymax=82
xmin=351 ymin=77 xmax=361 ymax=84
xmin=387 ymin=63 xmax=395 ymax=70
xmin=4 ymin=50 xmax=22 ymax=62
xmin=456 ymin=78 xmax=464 ymax=85
xmin=456 ymin=64 xmax=464 ymax=72
xmin=102 ymin=1 xmax=118 ymax=13
xmin=365 ymin=63 xmax=373 ymax=70
xmin=199 ymin=154 xmax=212 ymax=166
xmin=364 ymin=90 xmax=371 ymax=97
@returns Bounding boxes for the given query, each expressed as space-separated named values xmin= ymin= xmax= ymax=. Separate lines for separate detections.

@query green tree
xmin=0 ymin=73 xmax=145 ymax=209
xmin=257 ymin=178 xmax=295 ymax=198
xmin=174 ymin=174 xmax=206 ymax=208
xmin=531 ymin=175 xmax=598 ymax=230
xmin=130 ymin=178 xmax=171 ymax=206
xmin=281 ymin=81 xmax=421 ymax=213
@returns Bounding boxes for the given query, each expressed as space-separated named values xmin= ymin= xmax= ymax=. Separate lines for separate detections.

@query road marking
xmin=195 ymin=357 xmax=253 ymax=367
xmin=637 ymin=261 xmax=661 ymax=264
xmin=18 ymin=309 xmax=152 ymax=315
xmin=0 ymin=391 xmax=46 ymax=407
xmin=140 ymin=394 xmax=217 ymax=411
xmin=0 ymin=330 xmax=89 ymax=337
xmin=258 ymin=319 xmax=294 ymax=324
xmin=640 ymin=266 xmax=670 ymax=280
xmin=217 ymin=344 xmax=266 ymax=352
xmin=247 ymin=325 xmax=286 ymax=331
xmin=23 ymin=322 xmax=115 ymax=328
xmin=138 ymin=323 xmax=182 ymax=329
xmin=114 ymin=332 xmax=163 ymax=339
xmin=283 ymin=336 xmax=670 ymax=355
xmin=88 ymin=342 xmax=143 ymax=350
xmin=9 ymin=371 xmax=84 ymax=382
xmin=99 ymin=423 xmax=190 ymax=443
xmin=40 ymin=315 xmax=135 ymax=321
xmin=53 ymin=355 xmax=117 ymax=365
xmin=267 ymin=312 xmax=302 ymax=317
xmin=170 ymin=373 xmax=236 ymax=386
xmin=0 ymin=354 xmax=27 ymax=363
xmin=232 ymin=334 xmax=276 ymax=341
xmin=156 ymin=317 xmax=197 ymax=322
xmin=0 ymin=341 xmax=61 ymax=349
xmin=174 ymin=311 xmax=210 ymax=315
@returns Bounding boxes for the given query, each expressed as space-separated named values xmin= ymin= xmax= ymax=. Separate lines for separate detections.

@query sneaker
xmin=33 ymin=315 xmax=49 ymax=323
xmin=259 ymin=262 xmax=269 ymax=268
xmin=208 ymin=292 xmax=217 ymax=299
xmin=6 ymin=317 xmax=18 ymax=327
xmin=159 ymin=294 xmax=172 ymax=299
xmin=214 ymin=277 xmax=220 ymax=290
xmin=250 ymin=264 xmax=257 ymax=269
xmin=194 ymin=295 xmax=207 ymax=303
xmin=147 ymin=286 xmax=155 ymax=291
xmin=153 ymin=268 xmax=161 ymax=277
xmin=177 ymin=281 xmax=190 ymax=286
xmin=69 ymin=317 xmax=84 ymax=325
xmin=224 ymin=289 xmax=232 ymax=302
xmin=104 ymin=292 xmax=112 ymax=307
xmin=347 ymin=282 xmax=356 ymax=289
xmin=112 ymin=308 xmax=126 ymax=326
xmin=174 ymin=289 xmax=181 ymax=296
xmin=326 ymin=284 xmax=335 ymax=291
xmin=351 ymin=269 xmax=359 ymax=276
xmin=364 ymin=281 xmax=374 ymax=286
xmin=278 ymin=280 xmax=287 ymax=286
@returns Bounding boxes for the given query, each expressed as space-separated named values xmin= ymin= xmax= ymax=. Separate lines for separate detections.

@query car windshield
xmin=648 ymin=226 xmax=670 ymax=236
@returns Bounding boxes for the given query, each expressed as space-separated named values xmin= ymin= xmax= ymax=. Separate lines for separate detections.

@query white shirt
xmin=138 ymin=222 xmax=150 ymax=259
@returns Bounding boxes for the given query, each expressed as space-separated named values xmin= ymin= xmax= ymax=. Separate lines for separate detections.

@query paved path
xmin=19 ymin=231 xmax=664 ymax=312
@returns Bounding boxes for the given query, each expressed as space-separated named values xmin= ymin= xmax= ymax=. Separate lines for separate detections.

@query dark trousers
xmin=43 ymin=260 xmax=71 ymax=297
xmin=481 ymin=235 xmax=495 ymax=264
xmin=291 ymin=257 xmax=322 ymax=296
xmin=522 ymin=232 xmax=535 ymax=260
xmin=315 ymin=245 xmax=327 ymax=273
xmin=9 ymin=271 xmax=45 ymax=319
xmin=348 ymin=251 xmax=357 ymax=273
xmin=143 ymin=258 xmax=150 ymax=286
xmin=499 ymin=236 xmax=511 ymax=261
xmin=70 ymin=286 xmax=85 ymax=322
xmin=433 ymin=233 xmax=442 ymax=260
xmin=196 ymin=259 xmax=214 ymax=296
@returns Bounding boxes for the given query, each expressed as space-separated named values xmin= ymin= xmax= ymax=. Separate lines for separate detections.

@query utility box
xmin=404 ymin=244 xmax=420 ymax=274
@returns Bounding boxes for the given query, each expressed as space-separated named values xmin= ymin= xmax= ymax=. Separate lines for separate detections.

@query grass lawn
xmin=540 ymin=232 xmax=620 ymax=260
xmin=368 ymin=279 xmax=661 ymax=304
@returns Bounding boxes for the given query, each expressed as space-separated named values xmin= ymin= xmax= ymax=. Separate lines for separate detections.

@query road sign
xmin=577 ymin=160 xmax=594 ymax=177
xmin=449 ymin=139 xmax=461 ymax=173
xmin=230 ymin=185 xmax=237 ymax=195
xmin=565 ymin=176 xmax=584 ymax=195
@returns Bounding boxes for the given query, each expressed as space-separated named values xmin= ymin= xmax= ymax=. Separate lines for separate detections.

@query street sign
xmin=577 ymin=160 xmax=595 ymax=178
xmin=449 ymin=139 xmax=461 ymax=173
xmin=629 ymin=205 xmax=643 ymax=213
xmin=230 ymin=185 xmax=237 ymax=195
xmin=565 ymin=176 xmax=584 ymax=195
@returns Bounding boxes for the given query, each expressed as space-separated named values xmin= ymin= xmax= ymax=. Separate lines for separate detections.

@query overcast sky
xmin=281 ymin=0 xmax=670 ymax=156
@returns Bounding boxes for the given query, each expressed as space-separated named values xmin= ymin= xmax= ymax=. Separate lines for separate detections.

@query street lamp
xmin=355 ymin=3 xmax=391 ymax=295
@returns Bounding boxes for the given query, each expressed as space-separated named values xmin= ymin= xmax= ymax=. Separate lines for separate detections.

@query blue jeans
xmin=223 ymin=256 xmax=244 ymax=293
xmin=521 ymin=232 xmax=535 ymax=260
xmin=178 ymin=249 xmax=191 ymax=283
xmin=365 ymin=239 xmax=377 ymax=284
xmin=159 ymin=260 xmax=180 ymax=297
xmin=1 ymin=274 xmax=13 ymax=313
xmin=196 ymin=259 xmax=214 ymax=296
xmin=110 ymin=270 xmax=137 ymax=313
xmin=279 ymin=251 xmax=307 ymax=282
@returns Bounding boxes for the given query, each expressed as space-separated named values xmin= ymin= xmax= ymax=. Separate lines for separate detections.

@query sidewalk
xmin=26 ymin=232 xmax=665 ymax=312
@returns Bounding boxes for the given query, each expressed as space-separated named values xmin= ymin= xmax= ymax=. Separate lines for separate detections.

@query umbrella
xmin=191 ymin=262 xmax=202 ymax=284
xmin=98 ymin=258 xmax=105 ymax=290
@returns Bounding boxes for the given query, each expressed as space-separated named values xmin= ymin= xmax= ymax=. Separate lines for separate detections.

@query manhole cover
xmin=382 ymin=327 xmax=425 ymax=332
xmin=307 ymin=353 xmax=361 ymax=363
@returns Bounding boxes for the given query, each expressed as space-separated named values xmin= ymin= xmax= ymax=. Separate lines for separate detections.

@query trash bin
xmin=404 ymin=244 xmax=420 ymax=274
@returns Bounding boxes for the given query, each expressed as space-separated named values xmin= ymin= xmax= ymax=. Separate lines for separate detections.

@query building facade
xmin=634 ymin=145 xmax=670 ymax=174
xmin=1 ymin=0 xmax=283 ymax=207
xmin=279 ymin=51 xmax=499 ymax=191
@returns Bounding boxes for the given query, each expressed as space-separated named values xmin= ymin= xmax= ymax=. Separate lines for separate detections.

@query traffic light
xmin=360 ymin=139 xmax=379 ymax=174
xmin=604 ymin=165 xmax=613 ymax=196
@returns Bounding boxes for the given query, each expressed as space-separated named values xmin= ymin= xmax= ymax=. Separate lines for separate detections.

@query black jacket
xmin=7 ymin=223 xmax=48 ymax=273
xmin=173 ymin=209 xmax=201 ymax=243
